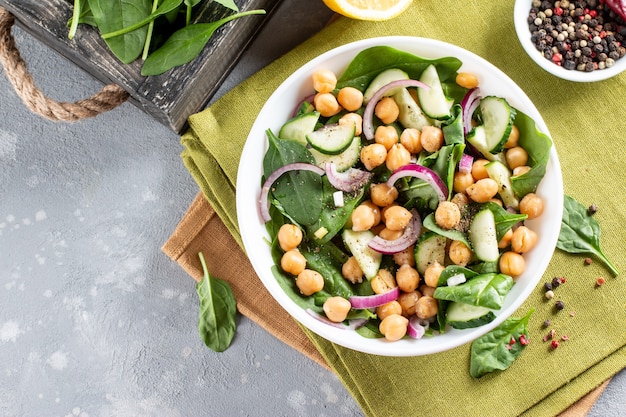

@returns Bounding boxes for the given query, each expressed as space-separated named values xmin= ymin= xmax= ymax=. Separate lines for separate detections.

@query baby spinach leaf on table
xmin=262 ymin=130 xmax=324 ymax=226
xmin=470 ymin=308 xmax=534 ymax=378
xmin=89 ymin=0 xmax=153 ymax=64
xmin=196 ymin=252 xmax=237 ymax=352
xmin=557 ymin=195 xmax=619 ymax=276
xmin=141 ymin=9 xmax=266 ymax=75
xmin=433 ymin=272 xmax=514 ymax=310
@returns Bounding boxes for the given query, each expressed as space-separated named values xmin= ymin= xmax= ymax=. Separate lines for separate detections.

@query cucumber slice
xmin=279 ymin=111 xmax=320 ymax=145
xmin=342 ymin=229 xmax=382 ymax=280
xmin=415 ymin=231 xmax=447 ymax=275
xmin=306 ymin=123 xmax=355 ymax=155
xmin=468 ymin=208 xmax=499 ymax=262
xmin=446 ymin=302 xmax=496 ymax=329
xmin=310 ymin=136 xmax=361 ymax=171
xmin=363 ymin=68 xmax=409 ymax=104
xmin=479 ymin=96 xmax=516 ymax=154
xmin=466 ymin=125 xmax=507 ymax=163
xmin=392 ymin=88 xmax=433 ymax=130
xmin=417 ymin=64 xmax=454 ymax=120
xmin=484 ymin=160 xmax=520 ymax=210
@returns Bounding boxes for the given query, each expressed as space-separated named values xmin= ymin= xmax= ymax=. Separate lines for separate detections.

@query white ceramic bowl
xmin=514 ymin=0 xmax=626 ymax=82
xmin=236 ymin=36 xmax=563 ymax=356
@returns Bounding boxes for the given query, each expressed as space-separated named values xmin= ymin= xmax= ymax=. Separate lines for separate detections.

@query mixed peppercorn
xmin=528 ymin=0 xmax=626 ymax=71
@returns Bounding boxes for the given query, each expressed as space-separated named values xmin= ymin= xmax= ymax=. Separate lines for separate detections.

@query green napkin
xmin=181 ymin=1 xmax=626 ymax=416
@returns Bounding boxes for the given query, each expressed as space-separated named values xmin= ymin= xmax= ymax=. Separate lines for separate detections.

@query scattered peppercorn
xmin=555 ymin=300 xmax=565 ymax=310
xmin=588 ymin=203 xmax=599 ymax=215
xmin=545 ymin=289 xmax=555 ymax=299
xmin=551 ymin=277 xmax=561 ymax=288
xmin=561 ymin=334 xmax=569 ymax=341
xmin=584 ymin=257 xmax=593 ymax=265
xmin=527 ymin=1 xmax=626 ymax=72
xmin=543 ymin=319 xmax=551 ymax=328
xmin=596 ymin=276 xmax=606 ymax=286
xmin=520 ymin=334 xmax=530 ymax=345
xmin=550 ymin=339 xmax=560 ymax=349
xmin=544 ymin=282 xmax=553 ymax=291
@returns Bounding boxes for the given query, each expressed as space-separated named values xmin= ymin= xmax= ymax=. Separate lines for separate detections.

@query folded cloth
xmin=167 ymin=1 xmax=626 ymax=416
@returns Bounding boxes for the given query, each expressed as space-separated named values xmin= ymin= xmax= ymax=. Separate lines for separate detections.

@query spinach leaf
xmin=430 ymin=143 xmax=465 ymax=199
xmin=69 ymin=0 xmax=95 ymax=39
xmin=262 ymin=130 xmax=324 ymax=226
xmin=510 ymin=109 xmax=552 ymax=198
xmin=442 ymin=104 xmax=464 ymax=145
xmin=557 ymin=195 xmax=619 ymax=276
xmin=469 ymin=308 xmax=534 ymax=378
xmin=141 ymin=9 xmax=266 ymax=75
xmin=436 ymin=265 xmax=479 ymax=287
xmin=214 ymin=0 xmax=239 ymax=11
xmin=483 ymin=201 xmax=528 ymax=241
xmin=196 ymin=252 xmax=237 ymax=352
xmin=301 ymin=241 xmax=354 ymax=299
xmin=423 ymin=213 xmax=470 ymax=247
xmin=100 ymin=0 xmax=184 ymax=40
xmin=433 ymin=272 xmax=514 ymax=309
xmin=89 ymin=0 xmax=153 ymax=64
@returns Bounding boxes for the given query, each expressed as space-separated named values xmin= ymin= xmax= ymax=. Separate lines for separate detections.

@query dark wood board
xmin=0 ymin=0 xmax=278 ymax=132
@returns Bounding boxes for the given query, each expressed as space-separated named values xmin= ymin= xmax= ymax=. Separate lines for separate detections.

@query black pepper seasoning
xmin=555 ymin=300 xmax=565 ymax=310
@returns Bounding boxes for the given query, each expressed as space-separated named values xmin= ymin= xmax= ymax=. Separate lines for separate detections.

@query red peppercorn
xmin=552 ymin=53 xmax=563 ymax=63
xmin=559 ymin=277 xmax=566 ymax=284
xmin=551 ymin=340 xmax=560 ymax=350
xmin=510 ymin=337 xmax=516 ymax=345
xmin=596 ymin=276 xmax=606 ymax=286
xmin=590 ymin=10 xmax=598 ymax=18
xmin=555 ymin=6 xmax=564 ymax=16
xmin=520 ymin=334 xmax=530 ymax=346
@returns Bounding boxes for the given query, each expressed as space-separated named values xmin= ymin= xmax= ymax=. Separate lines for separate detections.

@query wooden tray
xmin=0 ymin=0 xmax=278 ymax=132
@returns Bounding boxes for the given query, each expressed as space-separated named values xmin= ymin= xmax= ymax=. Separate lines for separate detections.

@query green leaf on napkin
xmin=470 ymin=308 xmax=534 ymax=378
xmin=557 ymin=195 xmax=619 ymax=276
xmin=197 ymin=252 xmax=237 ymax=352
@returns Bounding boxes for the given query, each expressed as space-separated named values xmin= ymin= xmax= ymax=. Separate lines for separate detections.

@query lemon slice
xmin=322 ymin=0 xmax=413 ymax=21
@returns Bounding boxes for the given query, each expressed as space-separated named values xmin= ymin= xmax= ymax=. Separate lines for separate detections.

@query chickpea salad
xmin=258 ymin=46 xmax=552 ymax=342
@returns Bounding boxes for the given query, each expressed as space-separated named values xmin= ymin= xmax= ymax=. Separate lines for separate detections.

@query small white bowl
xmin=514 ymin=0 xmax=626 ymax=82
xmin=236 ymin=36 xmax=563 ymax=356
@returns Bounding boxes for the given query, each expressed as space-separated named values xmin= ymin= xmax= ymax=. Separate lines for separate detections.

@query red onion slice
xmin=407 ymin=316 xmax=429 ymax=339
xmin=458 ymin=153 xmax=474 ymax=174
xmin=460 ymin=88 xmax=481 ymax=136
xmin=368 ymin=209 xmax=421 ymax=254
xmin=292 ymin=93 xmax=316 ymax=117
xmin=325 ymin=162 xmax=373 ymax=193
xmin=349 ymin=286 xmax=400 ymax=309
xmin=363 ymin=79 xmax=430 ymax=141
xmin=386 ymin=164 xmax=448 ymax=202
xmin=259 ymin=162 xmax=325 ymax=222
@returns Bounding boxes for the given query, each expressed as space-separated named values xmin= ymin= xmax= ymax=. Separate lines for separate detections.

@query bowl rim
xmin=513 ymin=0 xmax=626 ymax=82
xmin=236 ymin=36 xmax=564 ymax=356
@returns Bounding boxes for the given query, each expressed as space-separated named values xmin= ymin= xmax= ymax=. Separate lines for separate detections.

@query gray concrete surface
xmin=0 ymin=1 xmax=624 ymax=416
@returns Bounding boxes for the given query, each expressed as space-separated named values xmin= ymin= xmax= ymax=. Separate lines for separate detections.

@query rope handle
xmin=0 ymin=7 xmax=128 ymax=122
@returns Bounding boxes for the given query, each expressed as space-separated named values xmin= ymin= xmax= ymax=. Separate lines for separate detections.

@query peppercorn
xmin=551 ymin=277 xmax=561 ymax=288
xmin=584 ymin=257 xmax=593 ymax=265
xmin=544 ymin=282 xmax=553 ymax=291
xmin=561 ymin=334 xmax=569 ymax=341
xmin=588 ymin=204 xmax=598 ymax=215
xmin=596 ymin=276 xmax=606 ymax=286
xmin=543 ymin=319 xmax=551 ymax=328
xmin=555 ymin=300 xmax=565 ymax=310
xmin=545 ymin=290 xmax=555 ymax=300
xmin=550 ymin=339 xmax=560 ymax=349
xmin=520 ymin=334 xmax=530 ymax=345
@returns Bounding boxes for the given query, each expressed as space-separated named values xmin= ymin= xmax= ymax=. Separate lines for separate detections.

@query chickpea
xmin=420 ymin=126 xmax=444 ymax=152
xmin=370 ymin=183 xmax=398 ymax=207
xmin=499 ymin=251 xmax=526 ymax=277
xmin=323 ymin=296 xmax=352 ymax=323
xmin=519 ymin=193 xmax=544 ymax=219
xmin=314 ymin=92 xmax=342 ymax=117
xmin=360 ymin=143 xmax=387 ymax=171
xmin=393 ymin=245 xmax=416 ymax=267
xmin=489 ymin=198 xmax=503 ymax=206
xmin=386 ymin=143 xmax=411 ymax=172
xmin=396 ymin=264 xmax=420 ymax=292
xmin=466 ymin=178 xmax=499 ymax=203
xmin=374 ymin=125 xmax=399 ymax=151
xmin=505 ymin=146 xmax=529 ymax=170
xmin=374 ymin=97 xmax=400 ymax=124
xmin=296 ymin=269 xmax=325 ymax=295
xmin=337 ymin=87 xmax=363 ymax=111
xmin=419 ymin=284 xmax=436 ymax=297
xmin=277 ymin=224 xmax=303 ymax=251
xmin=379 ymin=314 xmax=408 ymax=342
xmin=377 ymin=301 xmax=403 ymax=321
xmin=471 ymin=159 xmax=490 ymax=181
xmin=361 ymin=200 xmax=382 ymax=226
xmin=415 ymin=296 xmax=439 ymax=319
xmin=398 ymin=291 xmax=420 ymax=317
xmin=503 ymin=125 xmax=520 ymax=149
xmin=378 ymin=227 xmax=403 ymax=241
xmin=498 ymin=228 xmax=514 ymax=249
xmin=281 ymin=249 xmax=307 ymax=276
xmin=456 ymin=72 xmax=479 ymax=89
xmin=351 ymin=204 xmax=376 ymax=231
xmin=312 ymin=69 xmax=337 ymax=93
xmin=424 ymin=261 xmax=444 ymax=287
xmin=435 ymin=201 xmax=461 ymax=230
xmin=512 ymin=165 xmax=531 ymax=176
xmin=342 ymin=256 xmax=363 ymax=284
xmin=383 ymin=205 xmax=412 ymax=231
xmin=451 ymin=192 xmax=469 ymax=209
xmin=371 ymin=269 xmax=397 ymax=294
xmin=511 ymin=225 xmax=538 ymax=254
xmin=449 ymin=240 xmax=472 ymax=266
xmin=453 ymin=171 xmax=475 ymax=194
xmin=339 ymin=112 xmax=363 ymax=136
xmin=400 ymin=128 xmax=423 ymax=154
